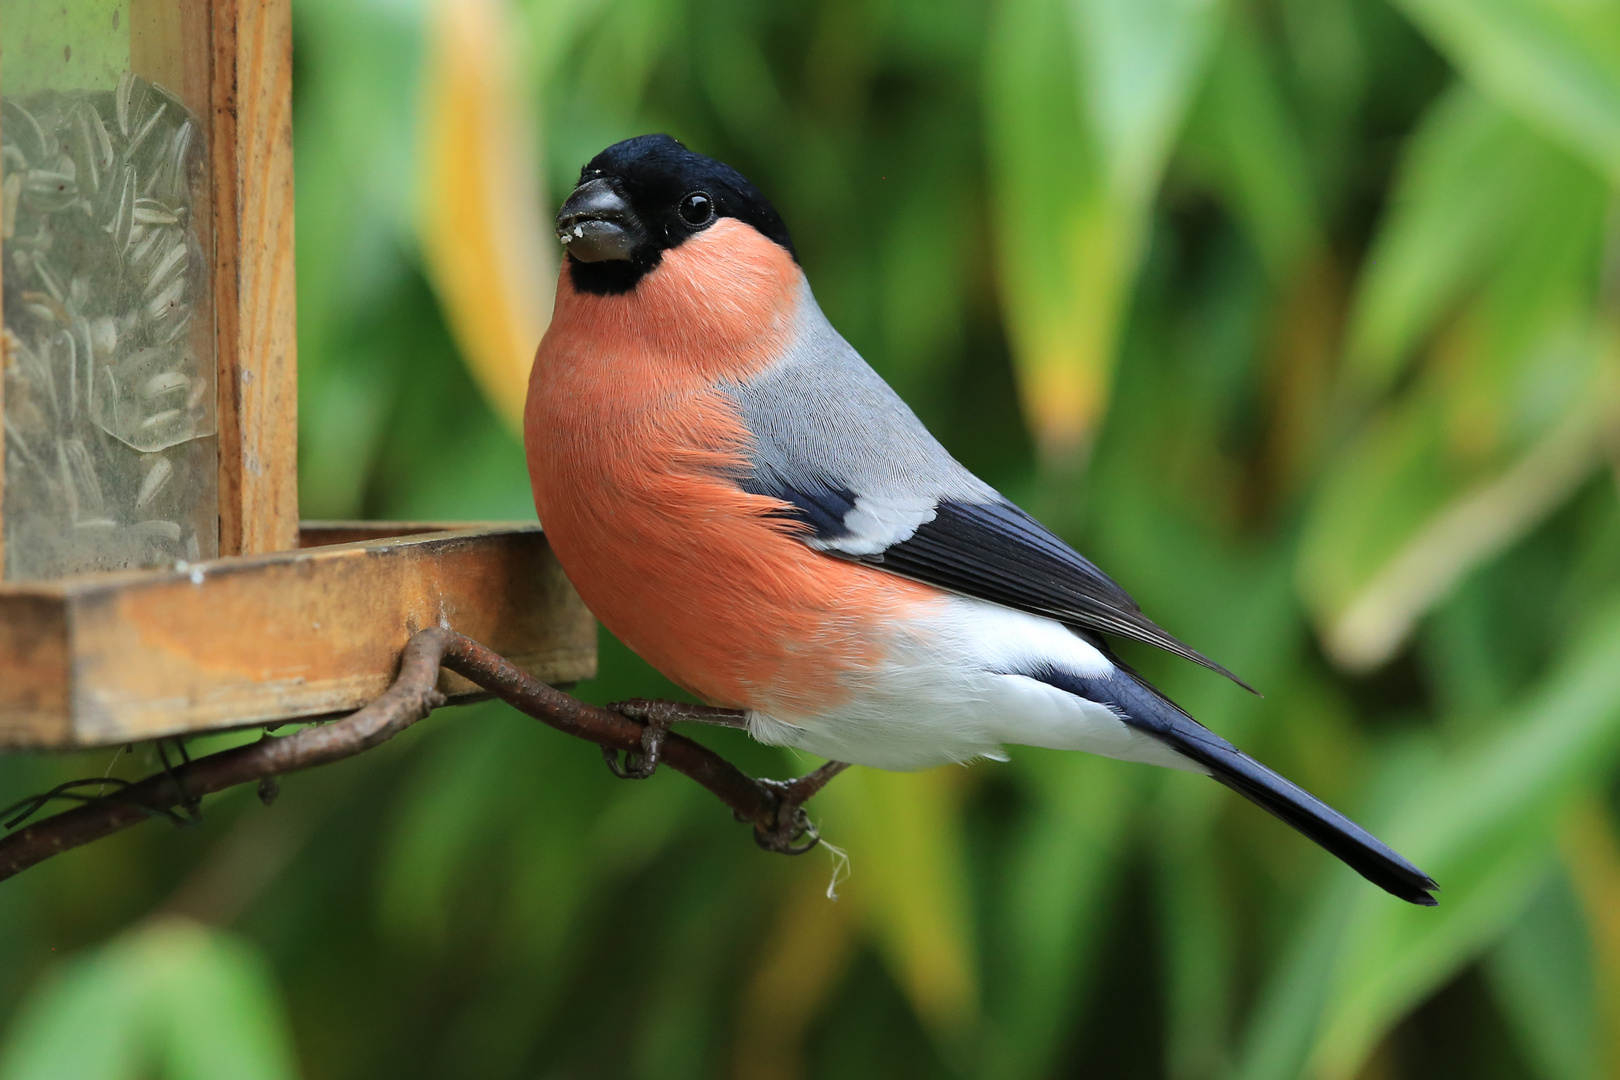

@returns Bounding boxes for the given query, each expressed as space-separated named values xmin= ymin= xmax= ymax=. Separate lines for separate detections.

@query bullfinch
xmin=525 ymin=134 xmax=1438 ymax=906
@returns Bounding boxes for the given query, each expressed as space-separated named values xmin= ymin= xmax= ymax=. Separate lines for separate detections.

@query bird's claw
xmin=597 ymin=700 xmax=847 ymax=856
xmin=750 ymin=761 xmax=849 ymax=855
xmin=751 ymin=779 xmax=823 ymax=854
xmin=601 ymin=699 xmax=680 ymax=779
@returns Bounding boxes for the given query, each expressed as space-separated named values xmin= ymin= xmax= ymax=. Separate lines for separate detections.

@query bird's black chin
xmin=566 ymin=252 xmax=659 ymax=295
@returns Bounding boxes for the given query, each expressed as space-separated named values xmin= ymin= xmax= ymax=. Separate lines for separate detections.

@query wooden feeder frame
xmin=0 ymin=1 xmax=594 ymax=749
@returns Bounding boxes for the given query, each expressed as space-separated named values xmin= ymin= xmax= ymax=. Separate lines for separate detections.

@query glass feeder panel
xmin=1 ymin=2 xmax=217 ymax=580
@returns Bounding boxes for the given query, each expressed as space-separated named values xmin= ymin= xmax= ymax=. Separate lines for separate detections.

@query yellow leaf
xmin=732 ymin=865 xmax=858 ymax=1080
xmin=815 ymin=765 xmax=980 ymax=1046
xmin=1002 ymin=202 xmax=1134 ymax=464
xmin=1322 ymin=397 xmax=1607 ymax=671
xmin=417 ymin=0 xmax=555 ymax=431
xmin=1560 ymin=799 xmax=1620 ymax=1076
xmin=986 ymin=0 xmax=1220 ymax=467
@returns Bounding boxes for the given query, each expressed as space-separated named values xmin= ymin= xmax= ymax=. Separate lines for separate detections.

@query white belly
xmin=745 ymin=595 xmax=1203 ymax=772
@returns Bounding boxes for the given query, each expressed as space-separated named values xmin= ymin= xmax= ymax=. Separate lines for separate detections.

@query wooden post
xmin=212 ymin=0 xmax=299 ymax=556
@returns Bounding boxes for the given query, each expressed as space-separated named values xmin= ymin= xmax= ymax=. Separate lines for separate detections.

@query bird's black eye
xmin=679 ymin=191 xmax=714 ymax=226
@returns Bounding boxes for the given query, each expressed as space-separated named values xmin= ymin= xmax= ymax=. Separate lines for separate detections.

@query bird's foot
xmin=601 ymin=699 xmax=748 ymax=779
xmin=752 ymin=760 xmax=848 ymax=854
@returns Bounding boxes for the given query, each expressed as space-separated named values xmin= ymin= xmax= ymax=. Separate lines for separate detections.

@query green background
xmin=4 ymin=0 xmax=1620 ymax=1077
xmin=0 ymin=2 xmax=131 ymax=95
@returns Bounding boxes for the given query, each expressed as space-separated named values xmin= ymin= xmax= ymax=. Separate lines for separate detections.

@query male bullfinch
xmin=525 ymin=134 xmax=1438 ymax=906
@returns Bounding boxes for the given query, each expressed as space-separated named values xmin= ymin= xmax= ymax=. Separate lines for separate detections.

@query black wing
xmin=856 ymin=499 xmax=1255 ymax=692
xmin=746 ymin=478 xmax=1255 ymax=693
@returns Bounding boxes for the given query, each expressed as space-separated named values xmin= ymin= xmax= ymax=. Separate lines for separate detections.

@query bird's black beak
xmin=556 ymin=178 xmax=645 ymax=262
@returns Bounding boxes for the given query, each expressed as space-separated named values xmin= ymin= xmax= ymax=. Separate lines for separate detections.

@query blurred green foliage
xmin=3 ymin=0 xmax=1620 ymax=1077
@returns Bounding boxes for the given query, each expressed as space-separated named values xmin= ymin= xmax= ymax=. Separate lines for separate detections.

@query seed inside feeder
xmin=2 ymin=72 xmax=217 ymax=579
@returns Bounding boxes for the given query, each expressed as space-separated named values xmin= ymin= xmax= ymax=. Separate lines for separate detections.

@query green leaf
xmin=1301 ymin=373 xmax=1607 ymax=670
xmin=1485 ymin=869 xmax=1599 ymax=1080
xmin=1343 ymin=87 xmax=1589 ymax=393
xmin=151 ymin=929 xmax=303 ymax=1080
xmin=980 ymin=754 xmax=1135 ymax=1080
xmin=985 ymin=0 xmax=1221 ymax=462
xmin=416 ymin=0 xmax=557 ymax=431
xmin=1075 ymin=0 xmax=1225 ymax=200
xmin=1147 ymin=564 xmax=1302 ymax=1080
xmin=0 ymin=921 xmax=299 ymax=1080
xmin=1307 ymin=812 xmax=1554 ymax=1080
xmin=378 ymin=704 xmax=700 ymax=964
xmin=816 ymin=766 xmax=980 ymax=1051
xmin=1302 ymin=86 xmax=1609 ymax=669
xmin=1235 ymin=596 xmax=1620 ymax=1080
xmin=1180 ymin=12 xmax=1322 ymax=278
xmin=1157 ymin=806 xmax=1240 ymax=1080
xmin=292 ymin=0 xmax=428 ymax=517
xmin=0 ymin=941 xmax=147 ymax=1080
xmin=1390 ymin=0 xmax=1620 ymax=184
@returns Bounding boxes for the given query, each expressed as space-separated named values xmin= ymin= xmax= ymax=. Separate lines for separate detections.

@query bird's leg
xmin=753 ymin=760 xmax=849 ymax=854
xmin=602 ymin=699 xmax=749 ymax=779
xmin=598 ymin=700 xmax=845 ymax=854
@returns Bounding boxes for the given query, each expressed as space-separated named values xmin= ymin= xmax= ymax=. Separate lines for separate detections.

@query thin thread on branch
xmin=0 ymin=627 xmax=845 ymax=883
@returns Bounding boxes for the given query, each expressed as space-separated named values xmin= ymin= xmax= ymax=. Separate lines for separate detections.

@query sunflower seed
xmin=139 ymin=408 xmax=182 ymax=431
xmin=88 ymin=317 xmax=117 ymax=363
xmin=57 ymin=437 xmax=106 ymax=519
xmin=4 ymin=72 xmax=213 ymax=570
xmin=70 ymin=106 xmax=101 ymax=198
xmin=103 ymin=163 xmax=135 ymax=248
xmin=128 ymin=223 xmax=163 ymax=271
xmin=133 ymin=198 xmax=179 ymax=225
xmin=144 ymin=240 xmax=188 ymax=297
xmin=136 ymin=456 xmax=173 ymax=507
xmin=2 ymin=173 xmax=19 ymax=238
xmin=143 ymin=371 xmax=190 ymax=400
xmin=2 ymin=99 xmax=46 ymax=162
xmin=115 ymin=71 xmax=139 ymax=138
xmin=131 ymin=519 xmax=182 ymax=541
xmin=55 ymin=328 xmax=77 ymax=422
xmin=124 ymin=99 xmax=166 ymax=163
xmin=146 ymin=274 xmax=186 ymax=320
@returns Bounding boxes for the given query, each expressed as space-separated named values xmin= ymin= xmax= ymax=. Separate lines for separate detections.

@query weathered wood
xmin=212 ymin=0 xmax=300 ymax=557
xmin=297 ymin=522 xmax=477 ymax=548
xmin=0 ymin=525 xmax=596 ymax=749
xmin=0 ymin=238 xmax=6 ymax=582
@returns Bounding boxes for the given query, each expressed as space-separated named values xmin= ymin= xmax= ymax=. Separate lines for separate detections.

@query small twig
xmin=0 ymin=628 xmax=843 ymax=883
xmin=0 ymin=777 xmax=180 ymax=829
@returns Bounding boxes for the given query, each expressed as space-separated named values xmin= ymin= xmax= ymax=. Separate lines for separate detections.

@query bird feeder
xmin=0 ymin=1 xmax=594 ymax=748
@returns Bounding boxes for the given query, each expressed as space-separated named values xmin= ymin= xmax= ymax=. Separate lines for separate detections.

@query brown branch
xmin=0 ymin=628 xmax=845 ymax=884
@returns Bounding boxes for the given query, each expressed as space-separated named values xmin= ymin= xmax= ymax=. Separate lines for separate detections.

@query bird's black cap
xmin=557 ymin=135 xmax=795 ymax=295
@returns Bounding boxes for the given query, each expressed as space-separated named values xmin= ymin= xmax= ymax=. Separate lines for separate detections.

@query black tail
xmin=1036 ymin=665 xmax=1439 ymax=906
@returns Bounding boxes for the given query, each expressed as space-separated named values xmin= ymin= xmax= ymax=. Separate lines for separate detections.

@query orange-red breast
xmin=525 ymin=135 xmax=1437 ymax=905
